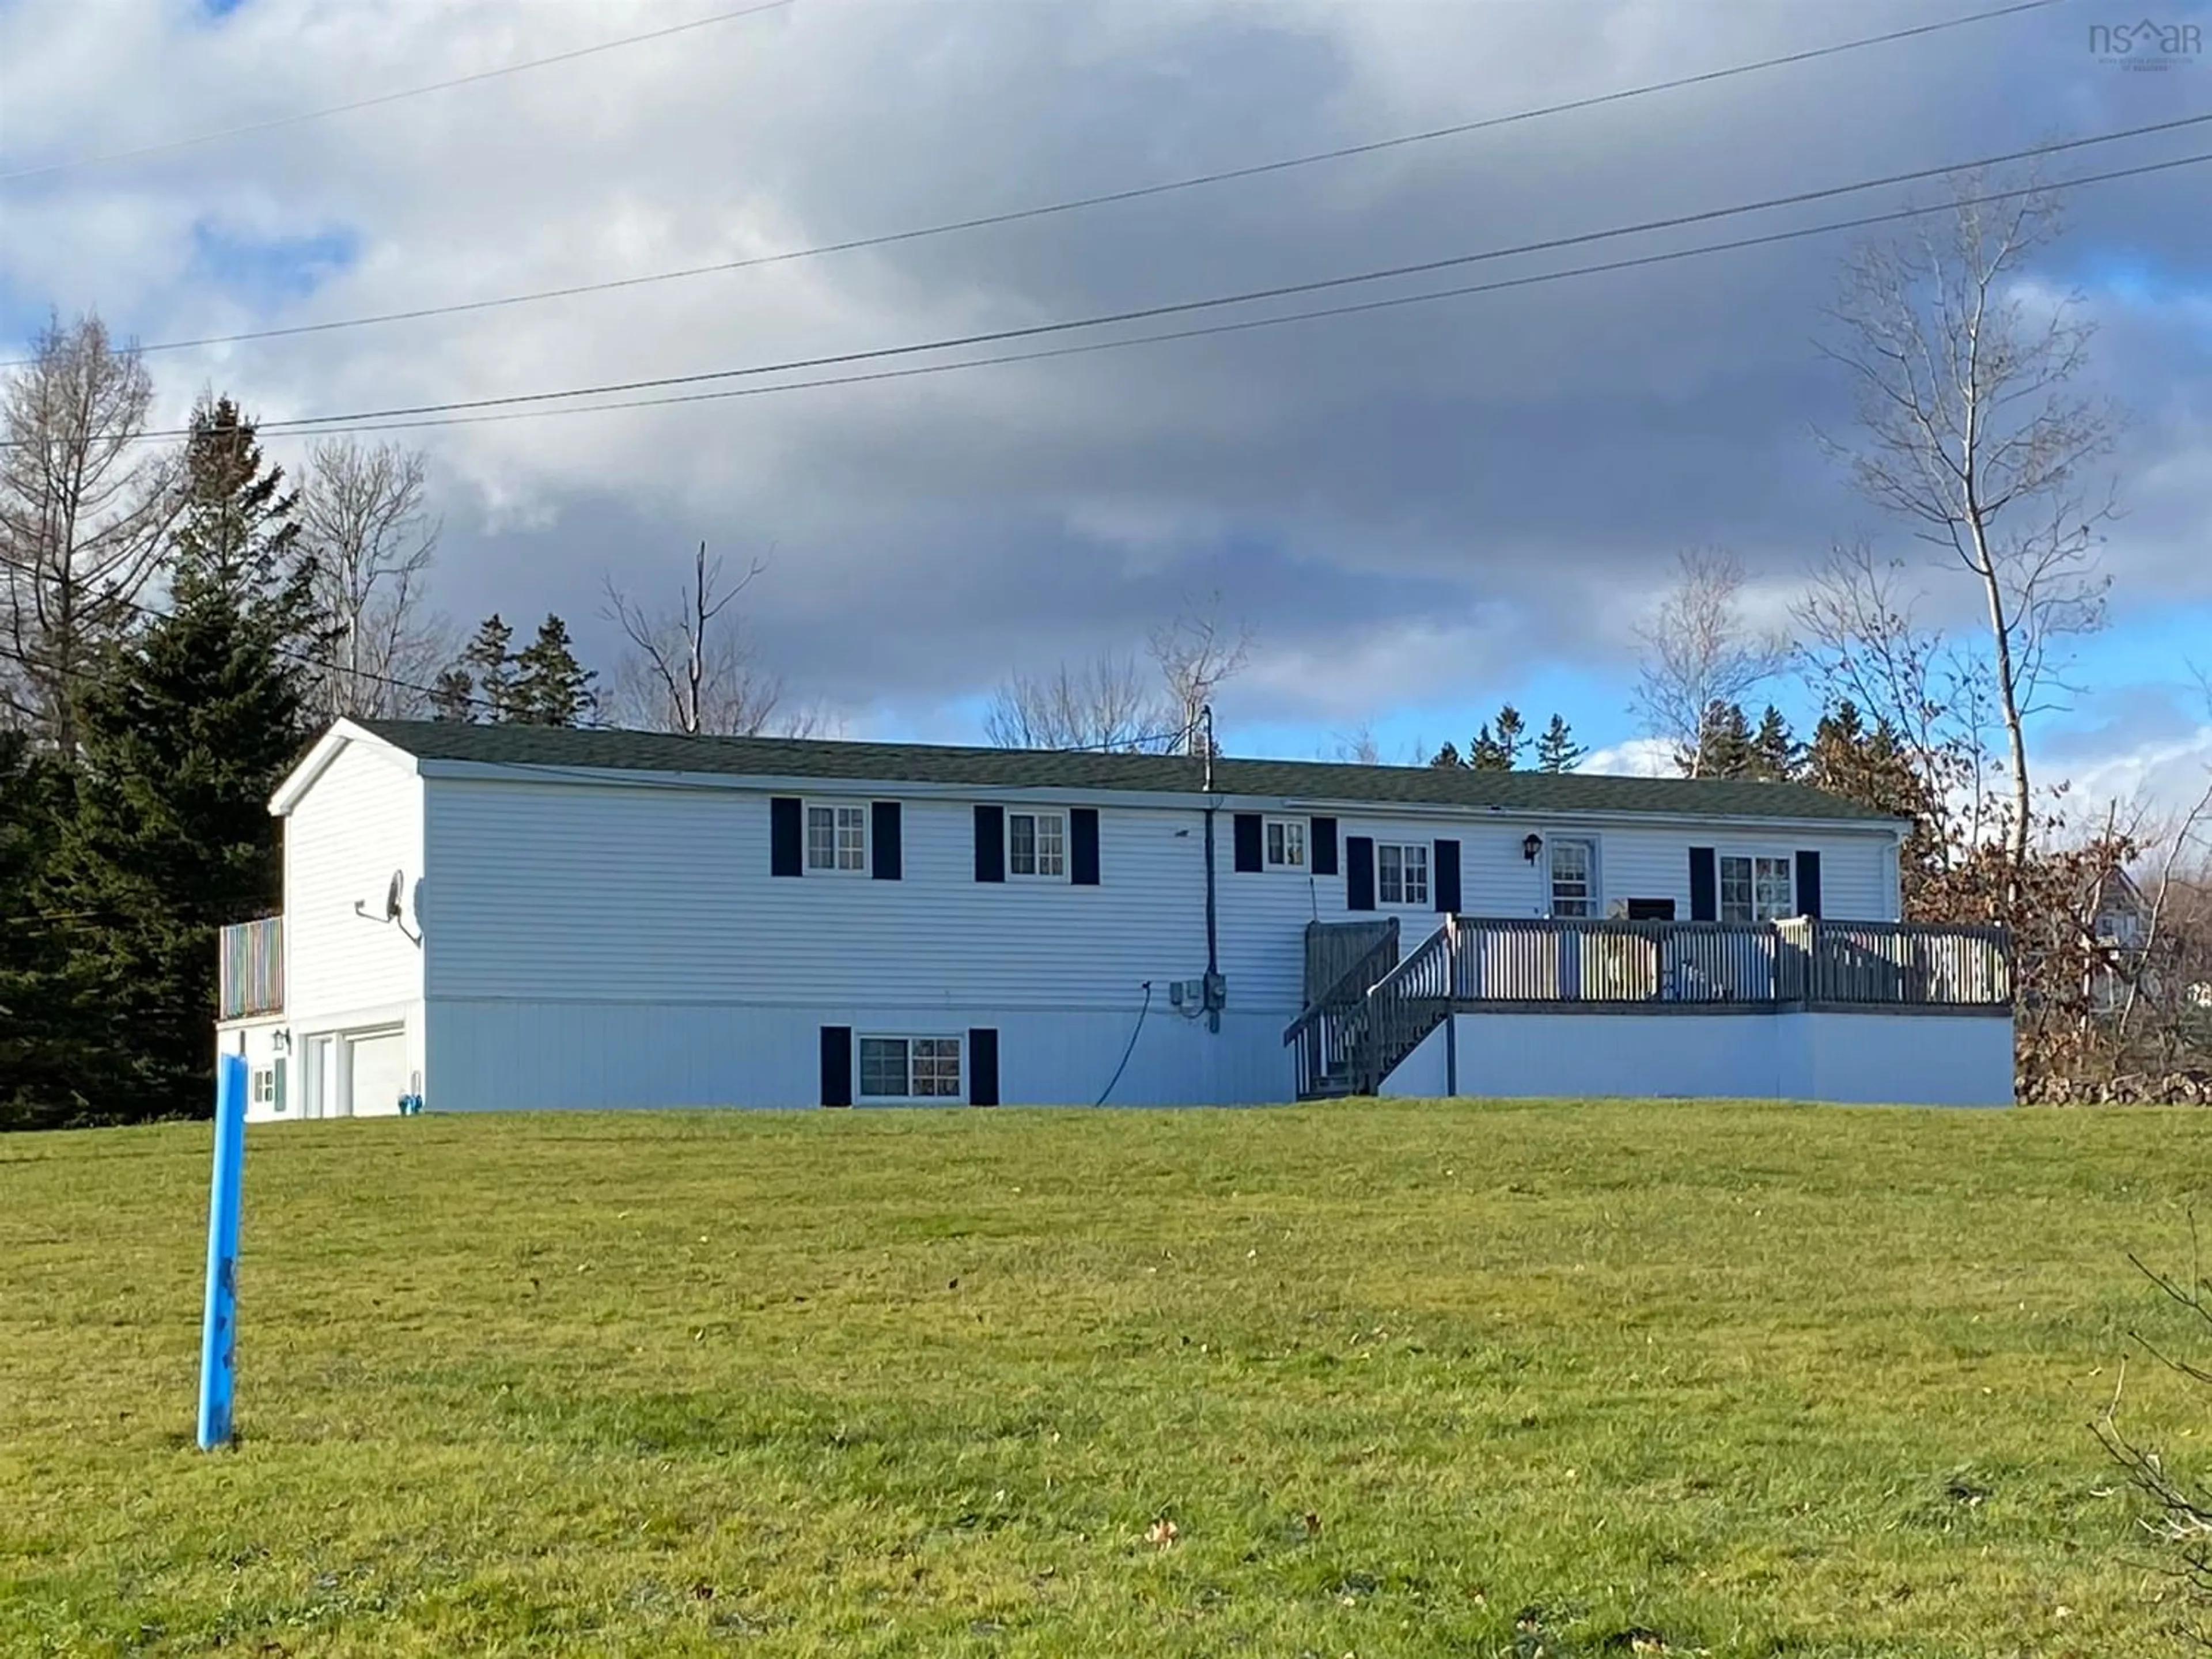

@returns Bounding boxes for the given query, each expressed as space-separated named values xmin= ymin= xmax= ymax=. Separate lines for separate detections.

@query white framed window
xmin=1549 ymin=838 xmax=1597 ymax=918
xmin=858 ymin=1035 xmax=964 ymax=1101
xmin=1719 ymin=853 xmax=1794 ymax=923
xmin=251 ymin=1067 xmax=276 ymax=1107
xmin=1265 ymin=818 xmax=1308 ymax=870
xmin=806 ymin=802 xmax=868 ymax=873
xmin=1008 ymin=810 xmax=1066 ymax=879
xmin=1377 ymin=842 xmax=1430 ymax=907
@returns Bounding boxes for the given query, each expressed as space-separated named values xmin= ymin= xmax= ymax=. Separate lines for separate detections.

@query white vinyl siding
xmin=424 ymin=782 xmax=1206 ymax=1008
xmin=410 ymin=766 xmax=1900 ymax=1029
xmin=283 ymin=737 xmax=425 ymax=1024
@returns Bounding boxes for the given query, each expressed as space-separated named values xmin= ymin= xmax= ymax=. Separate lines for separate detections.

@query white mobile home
xmin=216 ymin=719 xmax=2014 ymax=1118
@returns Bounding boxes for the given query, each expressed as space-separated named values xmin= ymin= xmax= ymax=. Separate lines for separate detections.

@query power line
xmin=161 ymin=142 xmax=2212 ymax=444
xmin=13 ymin=0 xmax=2055 ymax=365
xmin=0 ymin=0 xmax=796 ymax=185
xmin=77 ymin=112 xmax=2212 ymax=445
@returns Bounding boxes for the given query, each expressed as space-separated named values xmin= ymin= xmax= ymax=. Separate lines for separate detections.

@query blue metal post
xmin=198 ymin=1054 xmax=248 ymax=1450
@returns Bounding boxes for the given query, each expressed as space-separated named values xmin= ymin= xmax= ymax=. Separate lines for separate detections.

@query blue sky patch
xmin=188 ymin=220 xmax=361 ymax=309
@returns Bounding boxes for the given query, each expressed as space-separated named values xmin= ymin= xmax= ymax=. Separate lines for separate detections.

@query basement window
xmin=251 ymin=1067 xmax=276 ymax=1108
xmin=858 ymin=1036 xmax=964 ymax=1101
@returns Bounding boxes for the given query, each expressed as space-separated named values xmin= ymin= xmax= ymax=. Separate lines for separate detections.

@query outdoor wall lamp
xmin=1522 ymin=833 xmax=1544 ymax=862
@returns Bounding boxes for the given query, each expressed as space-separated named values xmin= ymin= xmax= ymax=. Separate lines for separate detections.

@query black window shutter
xmin=770 ymin=796 xmax=803 ymax=877
xmin=1433 ymin=838 xmax=1462 ymax=914
xmin=1346 ymin=836 xmax=1376 ymax=911
xmin=870 ymin=801 xmax=902 ymax=880
xmin=1232 ymin=812 xmax=1263 ymax=873
xmin=1310 ymin=816 xmax=1338 ymax=876
xmin=1070 ymin=808 xmax=1100 ymax=886
xmin=1688 ymin=847 xmax=1718 ymax=922
xmin=974 ymin=805 xmax=1005 ymax=883
xmin=968 ymin=1027 xmax=999 ymax=1106
xmin=820 ymin=1027 xmax=853 ymax=1107
xmin=1794 ymin=850 xmax=1823 ymax=919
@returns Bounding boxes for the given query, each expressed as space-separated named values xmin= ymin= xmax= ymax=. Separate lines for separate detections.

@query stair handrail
xmin=1352 ymin=918 xmax=1458 ymax=1093
xmin=1282 ymin=927 xmax=1401 ymax=1046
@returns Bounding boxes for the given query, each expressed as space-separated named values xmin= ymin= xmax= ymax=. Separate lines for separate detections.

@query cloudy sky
xmin=1 ymin=0 xmax=2207 ymax=801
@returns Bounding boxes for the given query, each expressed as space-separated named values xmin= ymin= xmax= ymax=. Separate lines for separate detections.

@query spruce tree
xmin=1805 ymin=700 xmax=1944 ymax=904
xmin=510 ymin=614 xmax=596 ymax=727
xmin=429 ymin=666 xmax=477 ymax=722
xmin=1535 ymin=713 xmax=1586 ymax=774
xmin=1688 ymin=699 xmax=1756 ymax=778
xmin=1749 ymin=704 xmax=1800 ymax=782
xmin=1467 ymin=704 xmax=1525 ymax=771
xmin=48 ymin=396 xmax=315 ymax=1120
xmin=460 ymin=614 xmax=517 ymax=722
xmin=0 ymin=733 xmax=79 ymax=1128
xmin=1429 ymin=741 xmax=1464 ymax=769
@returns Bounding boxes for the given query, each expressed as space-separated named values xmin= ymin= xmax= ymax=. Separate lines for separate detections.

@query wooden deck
xmin=1286 ymin=915 xmax=2013 ymax=1099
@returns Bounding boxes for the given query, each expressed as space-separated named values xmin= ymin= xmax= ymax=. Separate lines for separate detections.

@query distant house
xmin=215 ymin=719 xmax=2015 ymax=1119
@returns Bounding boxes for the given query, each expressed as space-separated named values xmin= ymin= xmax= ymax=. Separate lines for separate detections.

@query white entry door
xmin=303 ymin=1036 xmax=336 ymax=1119
xmin=344 ymin=1029 xmax=410 ymax=1118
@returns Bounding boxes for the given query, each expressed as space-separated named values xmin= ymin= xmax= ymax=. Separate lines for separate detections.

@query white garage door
xmin=345 ymin=1030 xmax=410 ymax=1118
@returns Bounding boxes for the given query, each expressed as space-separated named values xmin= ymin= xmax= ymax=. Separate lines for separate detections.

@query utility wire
xmin=70 ymin=112 xmax=2212 ymax=445
xmin=0 ymin=0 xmax=796 ymax=184
xmin=2 ymin=0 xmax=2055 ymax=364
xmin=160 ymin=142 xmax=2212 ymax=444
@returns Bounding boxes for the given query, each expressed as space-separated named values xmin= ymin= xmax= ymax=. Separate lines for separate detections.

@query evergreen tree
xmin=1805 ymin=700 xmax=1944 ymax=902
xmin=510 ymin=613 xmax=596 ymax=728
xmin=0 ymin=733 xmax=79 ymax=1128
xmin=1535 ymin=713 xmax=1586 ymax=774
xmin=1749 ymin=704 xmax=1800 ymax=782
xmin=1467 ymin=704 xmax=1525 ymax=771
xmin=429 ymin=666 xmax=477 ymax=722
xmin=1429 ymin=741 xmax=1463 ymax=769
xmin=46 ymin=397 xmax=313 ymax=1120
xmin=1687 ymin=699 xmax=1756 ymax=778
xmin=460 ymin=614 xmax=517 ymax=722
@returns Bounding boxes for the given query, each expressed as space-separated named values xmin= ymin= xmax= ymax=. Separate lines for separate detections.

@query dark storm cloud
xmin=2 ymin=0 xmax=2206 ymax=732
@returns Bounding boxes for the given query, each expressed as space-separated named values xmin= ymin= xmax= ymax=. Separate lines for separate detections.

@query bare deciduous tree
xmin=0 ymin=312 xmax=176 ymax=755
xmin=1793 ymin=540 xmax=2001 ymax=855
xmin=1149 ymin=594 xmax=1252 ymax=755
xmin=1821 ymin=172 xmax=2116 ymax=880
xmin=1629 ymin=548 xmax=1787 ymax=777
xmin=983 ymin=653 xmax=1169 ymax=752
xmin=604 ymin=543 xmax=791 ymax=736
xmin=298 ymin=438 xmax=446 ymax=719
xmin=983 ymin=597 xmax=1253 ymax=755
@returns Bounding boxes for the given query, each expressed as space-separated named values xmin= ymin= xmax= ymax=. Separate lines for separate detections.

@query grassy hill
xmin=2 ymin=1099 xmax=2207 ymax=1657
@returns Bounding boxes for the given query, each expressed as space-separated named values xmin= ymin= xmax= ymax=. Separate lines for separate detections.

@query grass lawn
xmin=2 ymin=1099 xmax=2209 ymax=1657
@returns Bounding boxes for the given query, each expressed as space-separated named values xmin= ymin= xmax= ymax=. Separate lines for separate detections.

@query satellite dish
xmin=385 ymin=870 xmax=404 ymax=922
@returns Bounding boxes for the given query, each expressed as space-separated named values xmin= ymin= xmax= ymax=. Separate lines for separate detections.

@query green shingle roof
xmin=351 ymin=719 xmax=1897 ymax=824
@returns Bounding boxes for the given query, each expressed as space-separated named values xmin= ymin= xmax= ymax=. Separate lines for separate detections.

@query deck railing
xmin=1446 ymin=915 xmax=2012 ymax=1009
xmin=217 ymin=917 xmax=284 ymax=1020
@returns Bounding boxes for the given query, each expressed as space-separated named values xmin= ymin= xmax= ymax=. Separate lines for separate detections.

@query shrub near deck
xmin=1 ymin=1100 xmax=2205 ymax=1657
